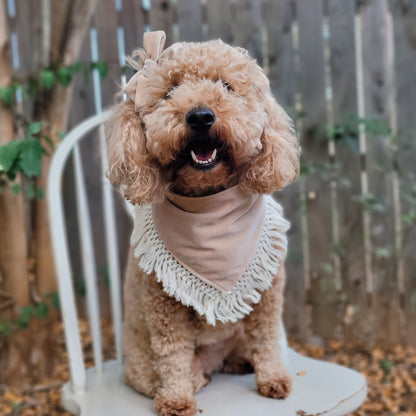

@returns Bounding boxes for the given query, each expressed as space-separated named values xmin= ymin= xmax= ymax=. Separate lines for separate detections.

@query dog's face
xmin=107 ymin=40 xmax=300 ymax=203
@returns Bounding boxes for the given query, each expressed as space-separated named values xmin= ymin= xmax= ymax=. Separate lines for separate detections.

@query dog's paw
xmin=154 ymin=392 xmax=197 ymax=416
xmin=257 ymin=370 xmax=292 ymax=399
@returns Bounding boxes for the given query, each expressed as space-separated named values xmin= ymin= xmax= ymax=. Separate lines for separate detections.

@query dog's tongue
xmin=191 ymin=147 xmax=218 ymax=165
xmin=195 ymin=149 xmax=213 ymax=161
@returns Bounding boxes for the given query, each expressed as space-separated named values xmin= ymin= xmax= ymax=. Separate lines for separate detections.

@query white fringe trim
xmin=131 ymin=196 xmax=289 ymax=326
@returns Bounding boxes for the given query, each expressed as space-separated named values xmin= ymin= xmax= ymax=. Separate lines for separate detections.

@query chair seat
xmin=62 ymin=348 xmax=366 ymax=416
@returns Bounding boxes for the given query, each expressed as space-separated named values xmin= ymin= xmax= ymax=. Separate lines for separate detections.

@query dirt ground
xmin=0 ymin=320 xmax=415 ymax=416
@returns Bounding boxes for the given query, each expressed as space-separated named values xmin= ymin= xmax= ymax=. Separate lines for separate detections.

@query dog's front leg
xmin=145 ymin=277 xmax=197 ymax=416
xmin=243 ymin=266 xmax=292 ymax=399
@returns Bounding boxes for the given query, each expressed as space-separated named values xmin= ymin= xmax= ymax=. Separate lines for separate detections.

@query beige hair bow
xmin=124 ymin=30 xmax=166 ymax=110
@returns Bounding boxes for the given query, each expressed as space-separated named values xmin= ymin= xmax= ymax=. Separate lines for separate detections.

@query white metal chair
xmin=47 ymin=112 xmax=367 ymax=416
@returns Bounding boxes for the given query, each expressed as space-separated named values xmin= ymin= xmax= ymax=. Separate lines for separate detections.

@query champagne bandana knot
xmin=124 ymin=30 xmax=167 ymax=110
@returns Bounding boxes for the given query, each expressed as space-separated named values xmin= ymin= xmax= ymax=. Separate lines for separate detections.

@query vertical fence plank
xmin=119 ymin=0 xmax=145 ymax=53
xmin=206 ymin=0 xmax=233 ymax=43
xmin=390 ymin=0 xmax=416 ymax=345
xmin=296 ymin=0 xmax=339 ymax=341
xmin=360 ymin=0 xmax=401 ymax=346
xmin=95 ymin=0 xmax=120 ymax=108
xmin=265 ymin=0 xmax=305 ymax=340
xmin=266 ymin=0 xmax=295 ymax=107
xmin=328 ymin=0 xmax=370 ymax=343
xmin=177 ymin=0 xmax=203 ymax=42
xmin=149 ymin=0 xmax=174 ymax=45
xmin=14 ymin=0 xmax=35 ymax=78
xmin=232 ymin=0 xmax=263 ymax=65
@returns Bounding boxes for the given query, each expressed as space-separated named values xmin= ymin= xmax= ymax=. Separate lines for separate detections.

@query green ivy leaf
xmin=51 ymin=292 xmax=60 ymax=311
xmin=0 ymin=320 xmax=14 ymax=336
xmin=20 ymin=138 xmax=43 ymax=177
xmin=69 ymin=62 xmax=82 ymax=75
xmin=57 ymin=67 xmax=72 ymax=86
xmin=99 ymin=264 xmax=110 ymax=287
xmin=0 ymin=141 xmax=22 ymax=173
xmin=40 ymin=69 xmax=56 ymax=90
xmin=25 ymin=183 xmax=36 ymax=199
xmin=57 ymin=131 xmax=66 ymax=140
xmin=83 ymin=65 xmax=91 ymax=84
xmin=17 ymin=305 xmax=35 ymax=328
xmin=36 ymin=301 xmax=49 ymax=319
xmin=75 ymin=275 xmax=86 ymax=297
xmin=91 ymin=61 xmax=108 ymax=79
xmin=11 ymin=183 xmax=20 ymax=194
xmin=380 ymin=358 xmax=394 ymax=375
xmin=28 ymin=121 xmax=43 ymax=136
xmin=28 ymin=77 xmax=39 ymax=96
xmin=0 ymin=86 xmax=13 ymax=105
xmin=36 ymin=186 xmax=44 ymax=199
xmin=6 ymin=162 xmax=20 ymax=180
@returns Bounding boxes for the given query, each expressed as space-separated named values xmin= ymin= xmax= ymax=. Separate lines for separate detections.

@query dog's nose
xmin=186 ymin=108 xmax=215 ymax=131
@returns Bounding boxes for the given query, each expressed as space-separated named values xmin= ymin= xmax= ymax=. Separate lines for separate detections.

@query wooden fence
xmin=6 ymin=0 xmax=416 ymax=347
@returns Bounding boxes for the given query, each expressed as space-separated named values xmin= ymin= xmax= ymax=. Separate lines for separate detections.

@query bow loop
xmin=124 ymin=31 xmax=167 ymax=110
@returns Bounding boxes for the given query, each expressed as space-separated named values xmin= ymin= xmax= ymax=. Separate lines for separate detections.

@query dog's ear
xmin=106 ymin=101 xmax=165 ymax=204
xmin=241 ymin=91 xmax=300 ymax=194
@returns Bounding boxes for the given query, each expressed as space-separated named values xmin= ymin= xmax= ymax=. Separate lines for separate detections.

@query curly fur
xmin=106 ymin=38 xmax=300 ymax=416
xmin=107 ymin=40 xmax=299 ymax=201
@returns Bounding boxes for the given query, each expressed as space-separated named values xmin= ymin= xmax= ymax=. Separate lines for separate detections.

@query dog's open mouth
xmin=187 ymin=136 xmax=222 ymax=170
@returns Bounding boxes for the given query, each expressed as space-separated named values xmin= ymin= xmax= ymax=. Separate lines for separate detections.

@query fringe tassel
xmin=131 ymin=196 xmax=289 ymax=326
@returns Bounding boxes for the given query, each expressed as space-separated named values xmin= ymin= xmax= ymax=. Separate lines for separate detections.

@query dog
xmin=106 ymin=31 xmax=300 ymax=416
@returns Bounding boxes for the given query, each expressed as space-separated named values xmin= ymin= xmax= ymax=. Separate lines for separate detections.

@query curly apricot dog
xmin=106 ymin=31 xmax=300 ymax=416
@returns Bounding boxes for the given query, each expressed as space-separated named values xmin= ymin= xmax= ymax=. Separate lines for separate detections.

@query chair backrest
xmin=47 ymin=110 xmax=122 ymax=395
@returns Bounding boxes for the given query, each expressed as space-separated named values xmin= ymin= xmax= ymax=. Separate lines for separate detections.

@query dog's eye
xmin=221 ymin=80 xmax=233 ymax=92
xmin=165 ymin=85 xmax=177 ymax=100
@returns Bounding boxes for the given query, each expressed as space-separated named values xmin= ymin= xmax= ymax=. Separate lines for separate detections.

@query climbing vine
xmin=0 ymin=60 xmax=108 ymax=198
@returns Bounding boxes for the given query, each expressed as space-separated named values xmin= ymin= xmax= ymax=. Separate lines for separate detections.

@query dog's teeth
xmin=191 ymin=148 xmax=218 ymax=165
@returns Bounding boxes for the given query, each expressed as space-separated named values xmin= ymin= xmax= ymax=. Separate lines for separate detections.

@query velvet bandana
xmin=131 ymin=186 xmax=289 ymax=325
